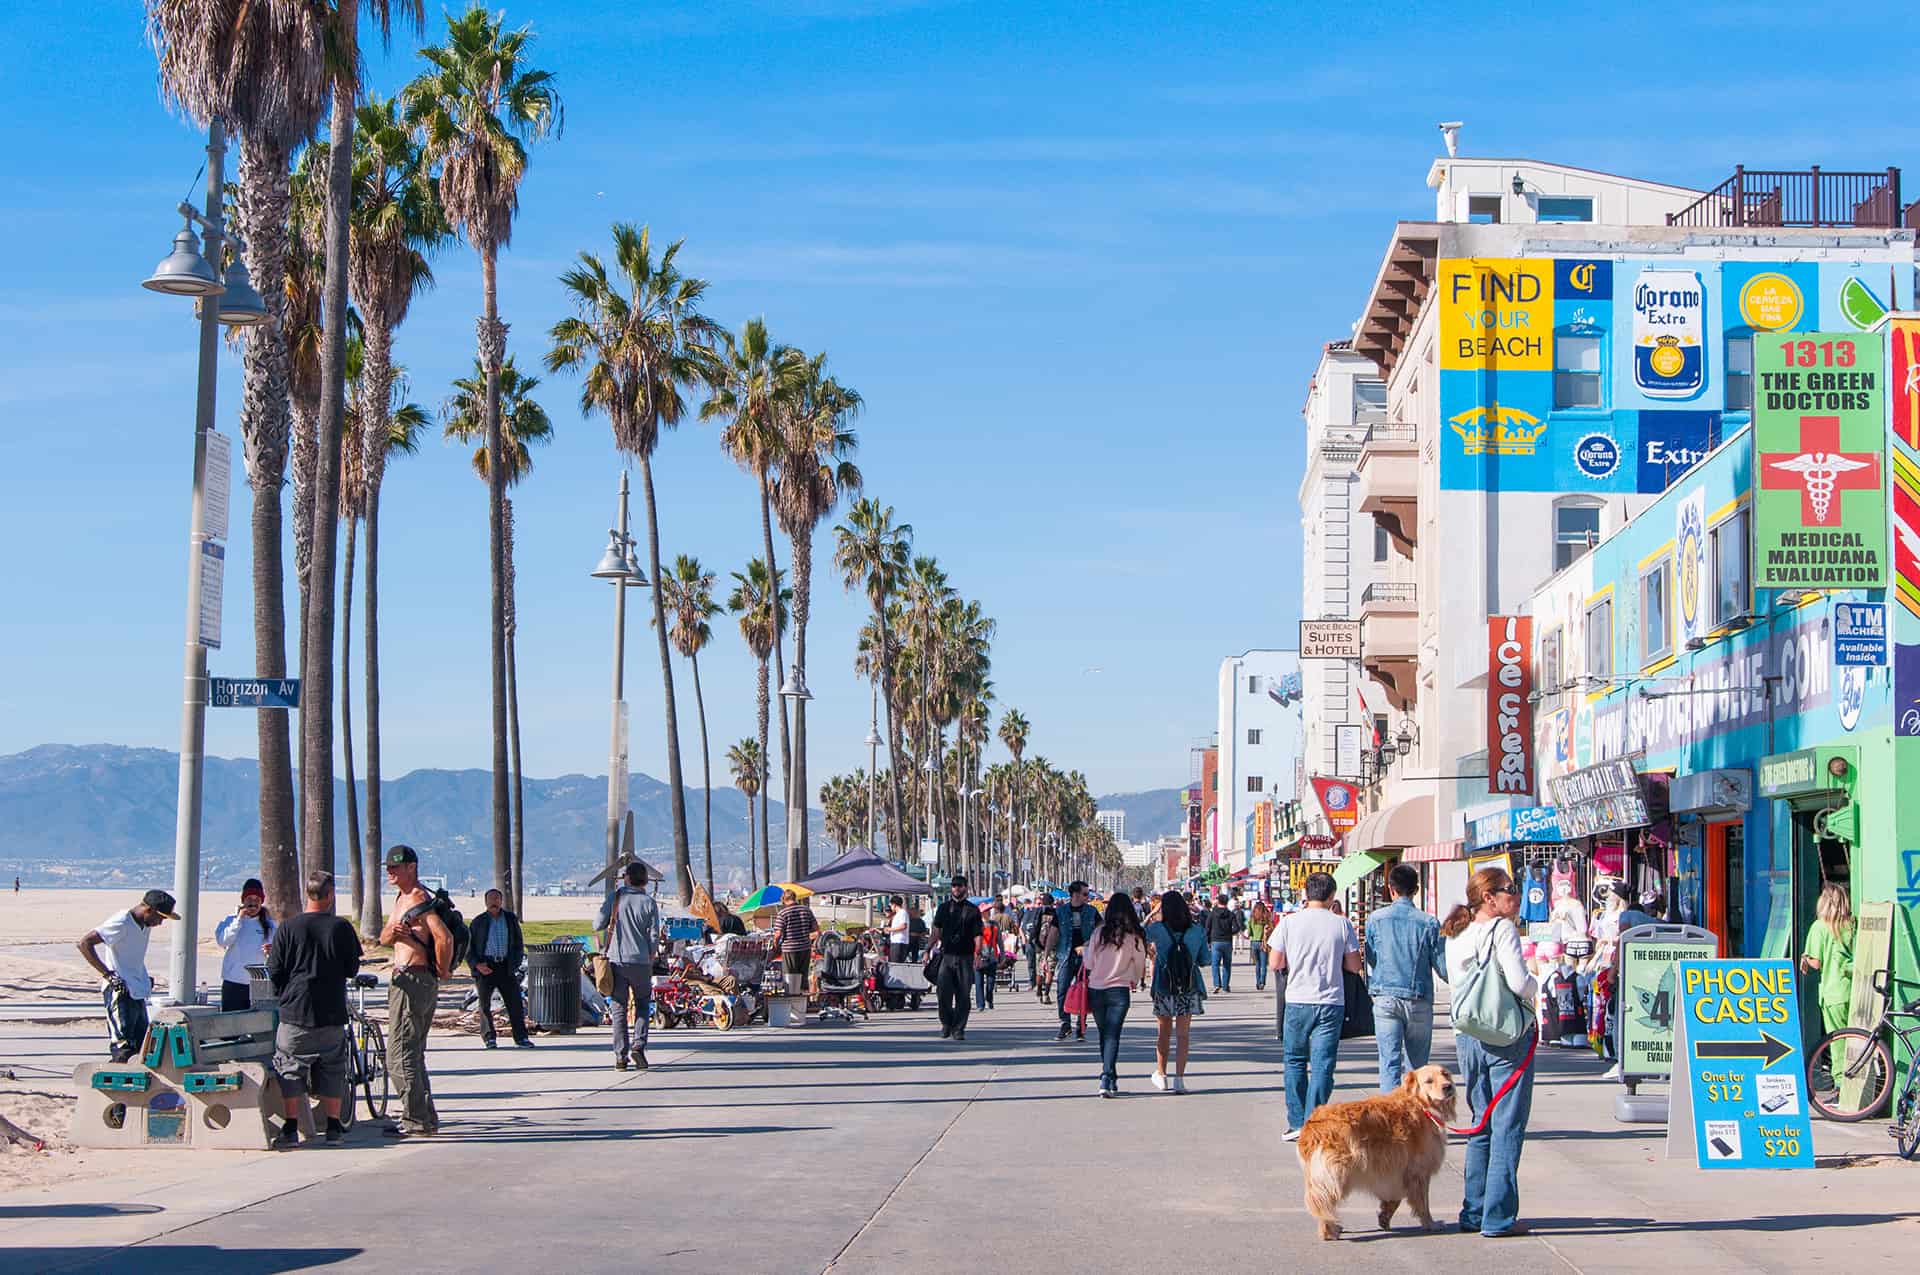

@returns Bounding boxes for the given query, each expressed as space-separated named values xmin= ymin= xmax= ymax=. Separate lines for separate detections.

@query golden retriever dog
xmin=1296 ymin=1064 xmax=1458 ymax=1240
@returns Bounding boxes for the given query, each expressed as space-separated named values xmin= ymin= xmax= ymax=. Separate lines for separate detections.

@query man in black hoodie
xmin=1205 ymin=893 xmax=1242 ymax=993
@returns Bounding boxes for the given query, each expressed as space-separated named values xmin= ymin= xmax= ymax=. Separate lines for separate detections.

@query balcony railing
xmin=1360 ymin=581 xmax=1417 ymax=606
xmin=1360 ymin=423 xmax=1417 ymax=446
xmin=1667 ymin=166 xmax=1904 ymax=229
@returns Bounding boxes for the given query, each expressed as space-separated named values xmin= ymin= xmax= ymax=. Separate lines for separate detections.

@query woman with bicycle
xmin=1800 ymin=883 xmax=1855 ymax=1035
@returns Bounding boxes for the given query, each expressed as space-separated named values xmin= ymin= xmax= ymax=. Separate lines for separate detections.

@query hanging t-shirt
xmin=1520 ymin=865 xmax=1551 ymax=924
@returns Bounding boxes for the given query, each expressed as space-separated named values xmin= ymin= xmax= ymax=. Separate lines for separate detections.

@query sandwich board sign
xmin=1667 ymin=958 xmax=1814 ymax=1168
xmin=1617 ymin=925 xmax=1719 ymax=1082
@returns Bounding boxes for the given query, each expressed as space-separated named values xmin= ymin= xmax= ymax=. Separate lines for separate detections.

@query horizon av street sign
xmin=208 ymin=678 xmax=301 ymax=709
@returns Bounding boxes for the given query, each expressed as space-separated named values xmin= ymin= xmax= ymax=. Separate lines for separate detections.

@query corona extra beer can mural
xmin=1633 ymin=269 xmax=1706 ymax=399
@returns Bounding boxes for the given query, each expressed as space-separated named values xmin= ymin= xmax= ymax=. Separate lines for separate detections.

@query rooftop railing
xmin=1666 ymin=166 xmax=1904 ymax=229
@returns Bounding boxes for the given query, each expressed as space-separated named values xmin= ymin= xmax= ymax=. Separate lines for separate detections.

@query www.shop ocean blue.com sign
xmin=1668 ymin=959 xmax=1814 ymax=1169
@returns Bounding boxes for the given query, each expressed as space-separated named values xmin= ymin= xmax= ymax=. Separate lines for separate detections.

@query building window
xmin=1586 ymin=598 xmax=1613 ymax=681
xmin=1641 ymin=558 xmax=1672 ymax=663
xmin=1540 ymin=627 xmax=1563 ymax=695
xmin=1374 ymin=521 xmax=1391 ymax=562
xmin=1467 ymin=195 xmax=1502 ymax=224
xmin=1726 ymin=335 xmax=1753 ymax=413
xmin=1554 ymin=502 xmax=1602 ymax=571
xmin=1554 ymin=334 xmax=1603 ymax=409
xmin=1354 ymin=379 xmax=1388 ymax=413
xmin=1246 ymin=775 xmax=1264 ymax=793
xmin=1712 ymin=508 xmax=1752 ymax=624
xmin=1247 ymin=729 xmax=1262 ymax=746
xmin=1246 ymin=675 xmax=1260 ymax=694
xmin=1537 ymin=195 xmax=1595 ymax=223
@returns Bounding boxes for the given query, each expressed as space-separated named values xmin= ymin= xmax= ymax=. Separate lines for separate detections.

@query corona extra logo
xmin=1568 ymin=263 xmax=1596 ymax=293
xmin=1449 ymin=404 xmax=1548 ymax=456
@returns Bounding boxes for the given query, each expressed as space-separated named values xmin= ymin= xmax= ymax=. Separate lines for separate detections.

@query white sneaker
xmin=1282 ymin=1127 xmax=1301 ymax=1142
xmin=1603 ymin=1063 xmax=1622 ymax=1081
xmin=1150 ymin=1071 xmax=1168 ymax=1091
xmin=1172 ymin=1075 xmax=1188 ymax=1095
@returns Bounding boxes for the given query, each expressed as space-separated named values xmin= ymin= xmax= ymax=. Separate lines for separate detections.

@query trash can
xmin=526 ymin=941 xmax=584 ymax=1034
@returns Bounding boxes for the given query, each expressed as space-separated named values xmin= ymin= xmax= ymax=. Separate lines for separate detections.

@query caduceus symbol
xmin=1768 ymin=452 xmax=1873 ymax=523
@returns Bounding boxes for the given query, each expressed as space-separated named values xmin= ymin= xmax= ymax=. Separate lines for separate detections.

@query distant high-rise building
xmin=1096 ymin=809 xmax=1126 ymax=844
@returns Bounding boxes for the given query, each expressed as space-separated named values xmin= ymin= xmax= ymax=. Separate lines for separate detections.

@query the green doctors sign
xmin=1752 ymin=331 xmax=1888 ymax=591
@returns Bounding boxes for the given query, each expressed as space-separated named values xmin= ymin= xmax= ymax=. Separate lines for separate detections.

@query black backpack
xmin=1163 ymin=924 xmax=1197 ymax=997
xmin=403 ymin=889 xmax=470 ymax=971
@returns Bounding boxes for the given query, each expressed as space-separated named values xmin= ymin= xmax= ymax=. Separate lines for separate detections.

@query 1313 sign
xmin=209 ymin=678 xmax=301 ymax=709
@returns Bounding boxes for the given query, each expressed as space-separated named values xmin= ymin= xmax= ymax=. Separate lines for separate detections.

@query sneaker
xmin=1098 ymin=1085 xmax=1112 ymax=1098
xmin=1282 ymin=1127 xmax=1301 ymax=1142
xmin=1172 ymin=1075 xmax=1188 ymax=1095
xmin=1150 ymin=1071 xmax=1168 ymax=1091
xmin=614 ymin=1056 xmax=630 ymax=1072
xmin=1057 ymin=1025 xmax=1071 ymax=1041
xmin=275 ymin=1121 xmax=300 ymax=1149
xmin=1075 ymin=1030 xmax=1085 ymax=1041
xmin=633 ymin=1049 xmax=649 ymax=1072
xmin=323 ymin=1118 xmax=344 ymax=1145
xmin=1602 ymin=1064 xmax=1622 ymax=1081
xmin=483 ymin=1038 xmax=498 ymax=1050
xmin=514 ymin=1037 xmax=536 ymax=1048
xmin=954 ymin=1029 xmax=965 ymax=1041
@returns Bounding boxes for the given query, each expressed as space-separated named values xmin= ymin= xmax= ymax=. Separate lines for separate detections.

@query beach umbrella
xmin=741 ymin=883 xmax=812 ymax=913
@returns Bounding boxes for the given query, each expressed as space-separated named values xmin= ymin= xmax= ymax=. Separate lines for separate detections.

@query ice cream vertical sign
xmin=1488 ymin=615 xmax=1535 ymax=797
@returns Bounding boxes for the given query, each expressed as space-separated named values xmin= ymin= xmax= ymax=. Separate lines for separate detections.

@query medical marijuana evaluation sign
xmin=1753 ymin=331 xmax=1888 ymax=591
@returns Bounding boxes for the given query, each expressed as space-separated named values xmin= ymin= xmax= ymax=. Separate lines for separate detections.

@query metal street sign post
xmin=208 ymin=678 xmax=301 ymax=709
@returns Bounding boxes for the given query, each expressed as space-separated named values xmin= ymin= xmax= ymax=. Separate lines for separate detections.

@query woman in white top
xmin=887 ymin=895 xmax=911 ymax=962
xmin=1441 ymin=866 xmax=1537 ymax=1239
xmin=214 ymin=878 xmax=274 ymax=1010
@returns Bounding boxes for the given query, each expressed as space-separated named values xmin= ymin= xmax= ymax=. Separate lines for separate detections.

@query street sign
xmin=1668 ymin=958 xmax=1814 ymax=1168
xmin=209 ymin=677 xmax=301 ymax=709
xmin=1299 ymin=619 xmax=1361 ymax=660
xmin=196 ymin=541 xmax=224 ymax=650
xmin=203 ymin=430 xmax=231 ymax=543
xmin=1334 ymin=724 xmax=1363 ymax=779
xmin=1616 ymin=925 xmax=1719 ymax=1082
xmin=917 ymin=839 xmax=940 ymax=865
xmin=1833 ymin=602 xmax=1887 ymax=667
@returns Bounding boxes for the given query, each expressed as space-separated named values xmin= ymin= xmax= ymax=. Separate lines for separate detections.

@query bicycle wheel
xmin=359 ymin=1016 xmax=391 ymax=1122
xmin=1895 ymin=1072 xmax=1920 ymax=1160
xmin=1806 ymin=1028 xmax=1893 ymax=1121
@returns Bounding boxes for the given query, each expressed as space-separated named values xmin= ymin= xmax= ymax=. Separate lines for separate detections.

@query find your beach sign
xmin=1668 ymin=959 xmax=1814 ymax=1169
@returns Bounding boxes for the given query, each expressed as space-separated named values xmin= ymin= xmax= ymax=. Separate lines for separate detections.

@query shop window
xmin=1711 ymin=508 xmax=1752 ymax=625
xmin=1725 ymin=335 xmax=1753 ymax=413
xmin=1554 ymin=501 xmax=1602 ymax=571
xmin=1468 ymin=195 xmax=1502 ymax=224
xmin=1540 ymin=627 xmax=1563 ymax=694
xmin=1641 ymin=558 xmax=1673 ymax=662
xmin=1247 ymin=728 xmax=1262 ymax=745
xmin=1585 ymin=597 xmax=1613 ymax=680
xmin=1354 ymin=379 xmax=1387 ymax=413
xmin=1246 ymin=775 xmax=1264 ymax=792
xmin=1537 ymin=195 xmax=1595 ymax=223
xmin=1554 ymin=334 xmax=1604 ymax=409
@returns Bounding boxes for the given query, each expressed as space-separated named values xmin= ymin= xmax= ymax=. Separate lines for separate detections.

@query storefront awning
xmin=1404 ymin=838 xmax=1463 ymax=863
xmin=1332 ymin=849 xmax=1394 ymax=893
xmin=1348 ymin=793 xmax=1435 ymax=854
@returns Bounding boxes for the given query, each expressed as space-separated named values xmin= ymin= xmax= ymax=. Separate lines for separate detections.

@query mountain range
xmin=0 ymin=744 xmax=1182 ymax=891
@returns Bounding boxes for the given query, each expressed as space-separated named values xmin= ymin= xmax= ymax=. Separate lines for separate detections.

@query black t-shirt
xmin=266 ymin=912 xmax=363 ymax=1028
xmin=1206 ymin=907 xmax=1240 ymax=943
xmin=932 ymin=898 xmax=983 ymax=951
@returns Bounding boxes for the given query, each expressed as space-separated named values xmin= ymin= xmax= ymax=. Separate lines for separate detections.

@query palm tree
xmin=832 ymin=498 xmax=911 ymax=855
xmin=998 ymin=708 xmax=1029 ymax=876
xmin=727 ymin=559 xmax=788 ymax=890
xmin=772 ymin=352 xmax=861 ymax=879
xmin=658 ymin=556 xmax=721 ymax=896
xmin=900 ymin=556 xmax=952 ymax=851
xmin=702 ymin=319 xmax=804 ymax=818
xmin=726 ymin=739 xmax=763 ymax=890
xmin=443 ymin=356 xmax=553 ymax=912
xmin=347 ymin=92 xmax=446 ymax=928
xmin=545 ymin=223 xmax=716 ymax=907
xmin=146 ymin=0 xmax=328 ymax=922
xmin=405 ymin=2 xmax=561 ymax=901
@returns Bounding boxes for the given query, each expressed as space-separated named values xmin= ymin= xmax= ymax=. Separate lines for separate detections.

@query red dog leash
xmin=1427 ymin=1034 xmax=1539 ymax=1137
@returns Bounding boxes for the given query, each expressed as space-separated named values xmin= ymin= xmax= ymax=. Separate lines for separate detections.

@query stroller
xmin=815 ymin=934 xmax=871 ymax=1023
xmin=872 ymin=958 xmax=930 ymax=1011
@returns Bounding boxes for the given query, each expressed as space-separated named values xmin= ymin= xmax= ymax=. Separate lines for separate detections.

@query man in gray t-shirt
xmin=597 ymin=863 xmax=662 ymax=1072
xmin=1268 ymin=872 xmax=1362 ymax=1136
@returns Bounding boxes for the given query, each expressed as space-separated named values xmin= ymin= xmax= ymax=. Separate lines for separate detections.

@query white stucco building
xmin=1214 ymin=649 xmax=1304 ymax=866
xmin=1096 ymin=809 xmax=1126 ymax=844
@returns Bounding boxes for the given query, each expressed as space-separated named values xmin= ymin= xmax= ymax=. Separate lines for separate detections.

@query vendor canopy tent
xmin=797 ymin=848 xmax=933 ymax=896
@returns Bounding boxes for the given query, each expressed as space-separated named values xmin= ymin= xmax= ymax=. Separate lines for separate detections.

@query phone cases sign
xmin=1488 ymin=615 xmax=1535 ymax=797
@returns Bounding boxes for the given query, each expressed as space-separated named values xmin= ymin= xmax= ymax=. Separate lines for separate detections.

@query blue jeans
xmin=1251 ymin=942 xmax=1268 ymax=990
xmin=1282 ymin=1001 xmax=1344 ymax=1130
xmin=1372 ymin=995 xmax=1434 ymax=1091
xmin=974 ymin=964 xmax=995 ymax=1010
xmin=1087 ymin=986 xmax=1130 ymax=1089
xmin=1456 ymin=1031 xmax=1536 ymax=1236
xmin=1210 ymin=940 xmax=1233 ymax=991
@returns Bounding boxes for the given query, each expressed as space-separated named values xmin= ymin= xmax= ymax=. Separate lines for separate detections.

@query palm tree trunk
xmin=745 ymin=779 xmax=757 ymax=892
xmin=360 ymin=487 xmax=385 ymax=939
xmin=875 ymin=605 xmax=906 ymax=856
xmin=505 ymin=498 xmax=526 ymax=916
xmin=480 ymin=242 xmax=511 ymax=901
xmin=302 ymin=50 xmax=355 ymax=886
xmin=691 ymin=650 xmax=713 ymax=896
xmin=340 ymin=518 xmax=362 ymax=920
xmin=756 ymin=656 xmax=771 ymax=888
xmin=788 ymin=527 xmax=813 ymax=881
xmin=759 ymin=479 xmax=792 ymax=812
xmin=638 ymin=452 xmax=694 ymax=905
xmin=238 ymin=137 xmax=299 ymax=924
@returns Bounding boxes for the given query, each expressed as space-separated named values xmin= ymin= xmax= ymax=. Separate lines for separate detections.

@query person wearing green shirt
xmin=1799 ymin=883 xmax=1855 ymax=1034
xmin=1248 ymin=899 xmax=1274 ymax=991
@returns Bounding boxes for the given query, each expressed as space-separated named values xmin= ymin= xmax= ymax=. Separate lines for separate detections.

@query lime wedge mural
xmin=1838 ymin=276 xmax=1888 ymax=331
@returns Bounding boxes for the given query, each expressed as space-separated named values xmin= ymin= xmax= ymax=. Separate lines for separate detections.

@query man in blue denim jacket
xmin=1363 ymin=863 xmax=1448 ymax=1091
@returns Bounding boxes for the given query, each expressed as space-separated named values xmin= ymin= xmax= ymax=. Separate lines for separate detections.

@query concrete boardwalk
xmin=4 ymin=981 xmax=1914 ymax=1273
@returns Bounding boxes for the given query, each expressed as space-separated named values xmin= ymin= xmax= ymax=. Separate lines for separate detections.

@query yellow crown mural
xmin=1448 ymin=404 xmax=1548 ymax=456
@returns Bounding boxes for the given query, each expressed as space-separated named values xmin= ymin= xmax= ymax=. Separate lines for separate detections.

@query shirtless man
xmin=377 ymin=845 xmax=451 ymax=1137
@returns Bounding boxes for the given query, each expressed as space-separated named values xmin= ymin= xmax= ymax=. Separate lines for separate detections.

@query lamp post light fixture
xmin=147 ymin=116 xmax=269 ymax=1009
xmin=595 ymin=472 xmax=647 ymax=897
xmin=864 ymin=683 xmax=882 ymax=854
xmin=778 ymin=667 xmax=813 ymax=879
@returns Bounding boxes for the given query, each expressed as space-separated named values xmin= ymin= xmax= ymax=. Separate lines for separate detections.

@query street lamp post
xmin=592 ymin=473 xmax=647 ymax=896
xmin=864 ymin=682 xmax=881 ymax=854
xmin=779 ymin=667 xmax=813 ymax=881
xmin=144 ymin=117 xmax=267 ymax=1007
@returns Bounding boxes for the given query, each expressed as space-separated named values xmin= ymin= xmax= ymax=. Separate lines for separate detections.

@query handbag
xmin=588 ymin=953 xmax=616 ymax=997
xmin=1340 ymin=969 xmax=1376 ymax=1039
xmin=1061 ymin=970 xmax=1090 ymax=1017
xmin=1454 ymin=923 xmax=1533 ymax=1046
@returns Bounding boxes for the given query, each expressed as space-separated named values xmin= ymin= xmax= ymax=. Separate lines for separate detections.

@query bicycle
xmin=1806 ymin=967 xmax=1920 ymax=1156
xmin=341 ymin=973 xmax=391 ymax=1130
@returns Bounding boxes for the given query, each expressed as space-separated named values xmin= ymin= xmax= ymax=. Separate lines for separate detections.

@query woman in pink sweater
xmin=1081 ymin=892 xmax=1149 ymax=1097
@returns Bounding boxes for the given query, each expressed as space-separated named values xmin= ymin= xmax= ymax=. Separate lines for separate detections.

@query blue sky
xmin=2 ymin=1 xmax=1912 ymax=796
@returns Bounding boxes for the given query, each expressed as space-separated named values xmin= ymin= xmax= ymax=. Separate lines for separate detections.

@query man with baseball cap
xmin=77 ymin=889 xmax=178 ymax=1062
xmin=377 ymin=844 xmax=452 ymax=1137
